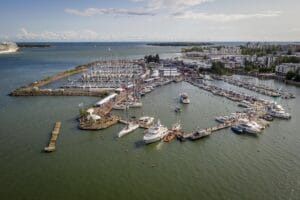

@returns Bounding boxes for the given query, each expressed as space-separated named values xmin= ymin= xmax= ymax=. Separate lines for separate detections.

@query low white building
xmin=160 ymin=67 xmax=181 ymax=77
xmin=87 ymin=114 xmax=101 ymax=121
xmin=151 ymin=69 xmax=159 ymax=78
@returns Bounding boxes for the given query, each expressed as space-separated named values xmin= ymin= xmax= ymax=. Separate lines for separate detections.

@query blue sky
xmin=1 ymin=0 xmax=300 ymax=42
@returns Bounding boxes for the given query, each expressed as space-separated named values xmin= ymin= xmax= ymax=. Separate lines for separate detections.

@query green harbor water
xmin=0 ymin=43 xmax=299 ymax=200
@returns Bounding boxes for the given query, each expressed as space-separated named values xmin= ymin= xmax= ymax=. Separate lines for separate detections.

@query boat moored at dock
xmin=143 ymin=120 xmax=169 ymax=144
xmin=268 ymin=109 xmax=291 ymax=119
xmin=138 ymin=116 xmax=155 ymax=128
xmin=118 ymin=122 xmax=139 ymax=138
xmin=236 ymin=121 xmax=261 ymax=135
xmin=189 ymin=129 xmax=211 ymax=140
xmin=231 ymin=125 xmax=243 ymax=134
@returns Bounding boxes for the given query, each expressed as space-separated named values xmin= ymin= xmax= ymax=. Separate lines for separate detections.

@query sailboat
xmin=118 ymin=76 xmax=140 ymax=137
xmin=118 ymin=122 xmax=139 ymax=138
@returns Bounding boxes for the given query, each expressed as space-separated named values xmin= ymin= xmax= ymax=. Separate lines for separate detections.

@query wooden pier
xmin=177 ymin=122 xmax=233 ymax=140
xmin=44 ymin=122 xmax=61 ymax=152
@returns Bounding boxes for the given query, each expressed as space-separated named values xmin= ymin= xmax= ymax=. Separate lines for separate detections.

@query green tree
xmin=286 ymin=71 xmax=296 ymax=80
xmin=294 ymin=69 xmax=300 ymax=82
xmin=144 ymin=54 xmax=160 ymax=63
xmin=155 ymin=54 xmax=160 ymax=63
xmin=79 ymin=108 xmax=89 ymax=117
xmin=211 ymin=62 xmax=226 ymax=75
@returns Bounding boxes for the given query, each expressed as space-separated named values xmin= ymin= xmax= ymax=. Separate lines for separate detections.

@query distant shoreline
xmin=17 ymin=43 xmax=51 ymax=48
xmin=146 ymin=42 xmax=214 ymax=47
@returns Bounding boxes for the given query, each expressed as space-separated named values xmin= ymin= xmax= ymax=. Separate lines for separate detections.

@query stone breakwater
xmin=9 ymin=89 xmax=109 ymax=97
xmin=8 ymin=60 xmax=105 ymax=97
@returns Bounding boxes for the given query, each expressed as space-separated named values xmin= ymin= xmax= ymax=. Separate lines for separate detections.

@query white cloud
xmin=174 ymin=10 xmax=282 ymax=22
xmin=65 ymin=0 xmax=213 ymax=17
xmin=147 ymin=0 xmax=213 ymax=11
xmin=65 ymin=1 xmax=281 ymax=23
xmin=17 ymin=28 xmax=99 ymax=41
xmin=64 ymin=7 xmax=155 ymax=17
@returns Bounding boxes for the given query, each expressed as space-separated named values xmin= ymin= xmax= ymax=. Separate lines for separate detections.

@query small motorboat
xmin=231 ymin=125 xmax=244 ymax=134
xmin=163 ymin=132 xmax=176 ymax=142
xmin=189 ymin=129 xmax=211 ymax=141
xmin=174 ymin=106 xmax=181 ymax=113
xmin=179 ymin=93 xmax=190 ymax=104
xmin=260 ymin=114 xmax=273 ymax=122
xmin=113 ymin=104 xmax=128 ymax=110
xmin=176 ymin=132 xmax=187 ymax=142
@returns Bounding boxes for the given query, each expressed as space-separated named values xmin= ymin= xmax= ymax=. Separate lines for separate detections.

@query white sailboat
xmin=118 ymin=122 xmax=139 ymax=138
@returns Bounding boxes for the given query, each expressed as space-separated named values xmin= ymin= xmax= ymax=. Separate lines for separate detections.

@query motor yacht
xmin=143 ymin=120 xmax=169 ymax=144
xmin=138 ymin=116 xmax=155 ymax=128
xmin=237 ymin=122 xmax=261 ymax=134
xmin=268 ymin=109 xmax=291 ymax=119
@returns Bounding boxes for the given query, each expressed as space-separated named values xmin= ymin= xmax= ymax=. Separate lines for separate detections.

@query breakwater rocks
xmin=8 ymin=61 xmax=105 ymax=97
xmin=9 ymin=88 xmax=109 ymax=97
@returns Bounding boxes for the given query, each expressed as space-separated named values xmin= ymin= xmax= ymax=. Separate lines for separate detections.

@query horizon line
xmin=13 ymin=41 xmax=300 ymax=43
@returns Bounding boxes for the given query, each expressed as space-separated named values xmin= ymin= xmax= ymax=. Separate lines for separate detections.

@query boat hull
xmin=231 ymin=126 xmax=243 ymax=134
xmin=118 ymin=124 xmax=139 ymax=137
xmin=144 ymin=137 xmax=162 ymax=144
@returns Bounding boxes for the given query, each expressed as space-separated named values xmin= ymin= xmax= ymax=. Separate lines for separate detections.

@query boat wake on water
xmin=155 ymin=141 xmax=164 ymax=150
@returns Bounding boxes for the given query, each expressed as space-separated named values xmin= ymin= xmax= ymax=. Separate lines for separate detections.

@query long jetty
xmin=44 ymin=122 xmax=61 ymax=152
xmin=180 ymin=122 xmax=233 ymax=139
xmin=10 ymin=89 xmax=111 ymax=97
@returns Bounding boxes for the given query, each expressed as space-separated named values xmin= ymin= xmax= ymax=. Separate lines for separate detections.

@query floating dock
xmin=177 ymin=122 xmax=232 ymax=140
xmin=44 ymin=122 xmax=61 ymax=152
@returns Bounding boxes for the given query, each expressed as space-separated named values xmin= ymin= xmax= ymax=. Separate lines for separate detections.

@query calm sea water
xmin=0 ymin=43 xmax=299 ymax=200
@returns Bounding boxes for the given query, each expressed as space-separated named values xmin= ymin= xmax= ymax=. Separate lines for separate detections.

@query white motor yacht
xmin=143 ymin=120 xmax=169 ymax=144
xmin=138 ymin=116 xmax=155 ymax=128
xmin=237 ymin=122 xmax=261 ymax=134
xmin=268 ymin=109 xmax=291 ymax=119
xmin=239 ymin=119 xmax=263 ymax=130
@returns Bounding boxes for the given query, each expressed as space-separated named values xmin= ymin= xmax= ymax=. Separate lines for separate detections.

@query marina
xmin=1 ymin=42 xmax=299 ymax=200
xmin=2 ymin=0 xmax=300 ymax=198
xmin=8 ymin=57 xmax=294 ymax=144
